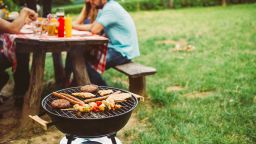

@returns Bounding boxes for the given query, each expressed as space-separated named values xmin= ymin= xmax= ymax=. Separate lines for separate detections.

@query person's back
xmin=83 ymin=0 xmax=140 ymax=86
xmin=96 ymin=0 xmax=139 ymax=59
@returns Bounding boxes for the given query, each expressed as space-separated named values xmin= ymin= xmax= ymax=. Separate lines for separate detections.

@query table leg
xmin=52 ymin=52 xmax=67 ymax=88
xmin=69 ymin=49 xmax=91 ymax=85
xmin=19 ymin=49 xmax=46 ymax=132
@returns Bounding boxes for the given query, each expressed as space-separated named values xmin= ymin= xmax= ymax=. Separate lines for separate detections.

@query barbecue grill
xmin=31 ymin=86 xmax=139 ymax=144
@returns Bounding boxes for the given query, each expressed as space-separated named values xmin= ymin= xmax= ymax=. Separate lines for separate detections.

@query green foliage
xmin=53 ymin=4 xmax=84 ymax=15
xmin=172 ymin=0 xmax=221 ymax=8
xmin=52 ymin=0 xmax=72 ymax=5
xmin=116 ymin=0 xmax=255 ymax=11
xmin=55 ymin=0 xmax=256 ymax=13
xmin=3 ymin=0 xmax=19 ymax=11
xmin=118 ymin=0 xmax=163 ymax=11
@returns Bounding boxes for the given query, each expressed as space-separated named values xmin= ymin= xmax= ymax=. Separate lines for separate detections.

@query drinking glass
xmin=56 ymin=8 xmax=65 ymax=19
xmin=32 ymin=20 xmax=42 ymax=35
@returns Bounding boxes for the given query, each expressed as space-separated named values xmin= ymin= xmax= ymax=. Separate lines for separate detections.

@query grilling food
xmin=84 ymin=95 xmax=109 ymax=103
xmin=73 ymin=100 xmax=122 ymax=112
xmin=51 ymin=88 xmax=134 ymax=113
xmin=107 ymin=93 xmax=132 ymax=102
xmin=80 ymin=84 xmax=98 ymax=93
xmin=83 ymin=91 xmax=121 ymax=103
xmin=98 ymin=89 xmax=114 ymax=96
xmin=51 ymin=99 xmax=71 ymax=109
xmin=39 ymin=86 xmax=139 ymax=137
xmin=59 ymin=93 xmax=85 ymax=105
xmin=52 ymin=92 xmax=85 ymax=106
xmin=72 ymin=92 xmax=96 ymax=98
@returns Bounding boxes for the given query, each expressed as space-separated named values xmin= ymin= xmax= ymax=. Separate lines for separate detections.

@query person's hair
xmin=85 ymin=1 xmax=91 ymax=18
xmin=85 ymin=1 xmax=97 ymax=23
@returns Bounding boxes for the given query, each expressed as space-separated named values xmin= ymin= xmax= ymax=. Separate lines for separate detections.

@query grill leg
xmin=66 ymin=135 xmax=75 ymax=144
xmin=108 ymin=133 xmax=117 ymax=144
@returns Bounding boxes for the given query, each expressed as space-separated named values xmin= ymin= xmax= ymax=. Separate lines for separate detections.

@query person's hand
xmin=20 ymin=7 xmax=38 ymax=21
xmin=72 ymin=23 xmax=79 ymax=29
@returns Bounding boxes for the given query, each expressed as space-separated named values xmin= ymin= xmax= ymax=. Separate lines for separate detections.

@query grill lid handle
xmin=29 ymin=115 xmax=52 ymax=130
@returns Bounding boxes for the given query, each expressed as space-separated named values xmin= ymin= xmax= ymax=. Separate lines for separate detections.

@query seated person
xmin=65 ymin=0 xmax=99 ymax=85
xmin=85 ymin=0 xmax=140 ymax=86
xmin=73 ymin=0 xmax=98 ymax=30
xmin=0 ymin=8 xmax=37 ymax=105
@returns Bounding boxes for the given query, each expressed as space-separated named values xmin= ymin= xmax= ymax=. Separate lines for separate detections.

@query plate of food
xmin=72 ymin=29 xmax=92 ymax=36
xmin=20 ymin=28 xmax=34 ymax=34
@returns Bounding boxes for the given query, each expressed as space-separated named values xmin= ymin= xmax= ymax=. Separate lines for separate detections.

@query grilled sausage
xmin=83 ymin=91 xmax=121 ymax=103
xmin=84 ymin=95 xmax=109 ymax=103
xmin=52 ymin=92 xmax=84 ymax=106
xmin=59 ymin=93 xmax=85 ymax=105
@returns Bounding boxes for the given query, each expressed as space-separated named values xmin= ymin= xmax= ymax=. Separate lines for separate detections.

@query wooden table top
xmin=14 ymin=34 xmax=108 ymax=53
xmin=1 ymin=31 xmax=108 ymax=53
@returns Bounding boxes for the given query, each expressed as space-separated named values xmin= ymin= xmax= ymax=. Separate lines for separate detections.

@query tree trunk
xmin=168 ymin=0 xmax=174 ymax=8
xmin=222 ymin=0 xmax=227 ymax=6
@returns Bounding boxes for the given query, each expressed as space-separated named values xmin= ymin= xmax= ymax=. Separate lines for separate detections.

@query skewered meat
xmin=74 ymin=100 xmax=121 ymax=113
xmin=51 ymin=99 xmax=71 ymax=109
xmin=98 ymin=89 xmax=113 ymax=96
xmin=80 ymin=84 xmax=98 ymax=93
xmin=72 ymin=92 xmax=95 ymax=98
xmin=83 ymin=91 xmax=121 ymax=103
xmin=73 ymin=104 xmax=91 ymax=112
xmin=84 ymin=95 xmax=109 ymax=103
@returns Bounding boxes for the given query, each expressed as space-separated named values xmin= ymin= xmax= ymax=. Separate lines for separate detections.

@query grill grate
xmin=42 ymin=86 xmax=138 ymax=120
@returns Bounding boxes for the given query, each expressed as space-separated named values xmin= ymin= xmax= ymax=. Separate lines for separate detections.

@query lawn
xmin=45 ymin=4 xmax=256 ymax=143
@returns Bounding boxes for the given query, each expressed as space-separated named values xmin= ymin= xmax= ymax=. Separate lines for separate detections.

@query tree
xmin=160 ymin=0 xmax=173 ymax=8
xmin=222 ymin=0 xmax=227 ymax=6
xmin=168 ymin=0 xmax=173 ymax=8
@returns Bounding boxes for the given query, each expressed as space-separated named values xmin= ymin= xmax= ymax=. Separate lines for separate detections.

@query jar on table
xmin=48 ymin=18 xmax=58 ymax=36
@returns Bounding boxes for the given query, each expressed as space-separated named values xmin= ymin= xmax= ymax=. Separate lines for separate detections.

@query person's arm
xmin=0 ymin=8 xmax=37 ymax=34
xmin=0 ymin=19 xmax=17 ymax=33
xmin=0 ymin=14 xmax=28 ymax=34
xmin=90 ymin=6 xmax=116 ymax=34
xmin=72 ymin=23 xmax=92 ymax=31
xmin=90 ymin=22 xmax=104 ymax=34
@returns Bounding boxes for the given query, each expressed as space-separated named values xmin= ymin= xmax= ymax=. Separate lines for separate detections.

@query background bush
xmin=4 ymin=0 xmax=256 ymax=13
xmin=3 ymin=0 xmax=19 ymax=11
xmin=117 ymin=0 xmax=256 ymax=11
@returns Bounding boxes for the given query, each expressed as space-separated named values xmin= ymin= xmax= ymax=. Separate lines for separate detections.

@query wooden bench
xmin=114 ymin=62 xmax=156 ymax=96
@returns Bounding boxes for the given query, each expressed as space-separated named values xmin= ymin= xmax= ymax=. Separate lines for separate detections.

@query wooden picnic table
xmin=11 ymin=35 xmax=108 ymax=132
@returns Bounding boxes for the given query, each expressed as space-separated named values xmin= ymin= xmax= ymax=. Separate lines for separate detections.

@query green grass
xmin=45 ymin=4 xmax=256 ymax=143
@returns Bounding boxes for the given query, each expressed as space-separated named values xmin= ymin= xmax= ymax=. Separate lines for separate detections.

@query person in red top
xmin=0 ymin=7 xmax=37 ymax=106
